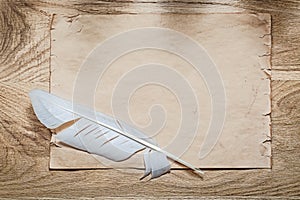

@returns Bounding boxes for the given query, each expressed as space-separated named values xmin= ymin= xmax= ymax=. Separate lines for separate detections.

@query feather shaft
xmin=49 ymin=98 xmax=204 ymax=176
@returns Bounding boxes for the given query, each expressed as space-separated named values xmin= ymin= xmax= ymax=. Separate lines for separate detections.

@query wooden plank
xmin=0 ymin=81 xmax=299 ymax=197
xmin=0 ymin=0 xmax=299 ymax=198
xmin=272 ymin=70 xmax=300 ymax=80
xmin=1 ymin=197 xmax=300 ymax=200
xmin=0 ymin=0 xmax=51 ymax=84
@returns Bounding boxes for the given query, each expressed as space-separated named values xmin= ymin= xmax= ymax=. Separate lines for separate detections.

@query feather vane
xmin=29 ymin=89 xmax=203 ymax=179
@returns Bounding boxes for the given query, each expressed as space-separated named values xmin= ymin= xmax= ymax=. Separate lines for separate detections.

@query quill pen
xmin=29 ymin=89 xmax=204 ymax=178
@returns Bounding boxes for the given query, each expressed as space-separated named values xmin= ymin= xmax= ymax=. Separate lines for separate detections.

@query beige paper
xmin=50 ymin=13 xmax=271 ymax=169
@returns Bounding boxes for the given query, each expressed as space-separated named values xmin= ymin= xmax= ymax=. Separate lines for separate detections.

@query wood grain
xmin=0 ymin=0 xmax=50 ymax=83
xmin=0 ymin=0 xmax=299 ymax=198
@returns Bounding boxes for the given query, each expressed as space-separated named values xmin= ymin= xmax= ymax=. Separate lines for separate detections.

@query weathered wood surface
xmin=0 ymin=0 xmax=299 ymax=198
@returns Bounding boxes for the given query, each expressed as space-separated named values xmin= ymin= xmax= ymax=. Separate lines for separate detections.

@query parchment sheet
xmin=50 ymin=13 xmax=271 ymax=169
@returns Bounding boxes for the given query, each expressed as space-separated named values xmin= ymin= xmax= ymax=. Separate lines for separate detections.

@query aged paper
xmin=50 ymin=13 xmax=271 ymax=169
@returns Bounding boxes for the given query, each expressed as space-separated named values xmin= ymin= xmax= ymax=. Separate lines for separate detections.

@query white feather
xmin=29 ymin=89 xmax=203 ymax=179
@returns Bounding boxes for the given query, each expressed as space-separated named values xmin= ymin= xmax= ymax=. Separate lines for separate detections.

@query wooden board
xmin=0 ymin=0 xmax=299 ymax=198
